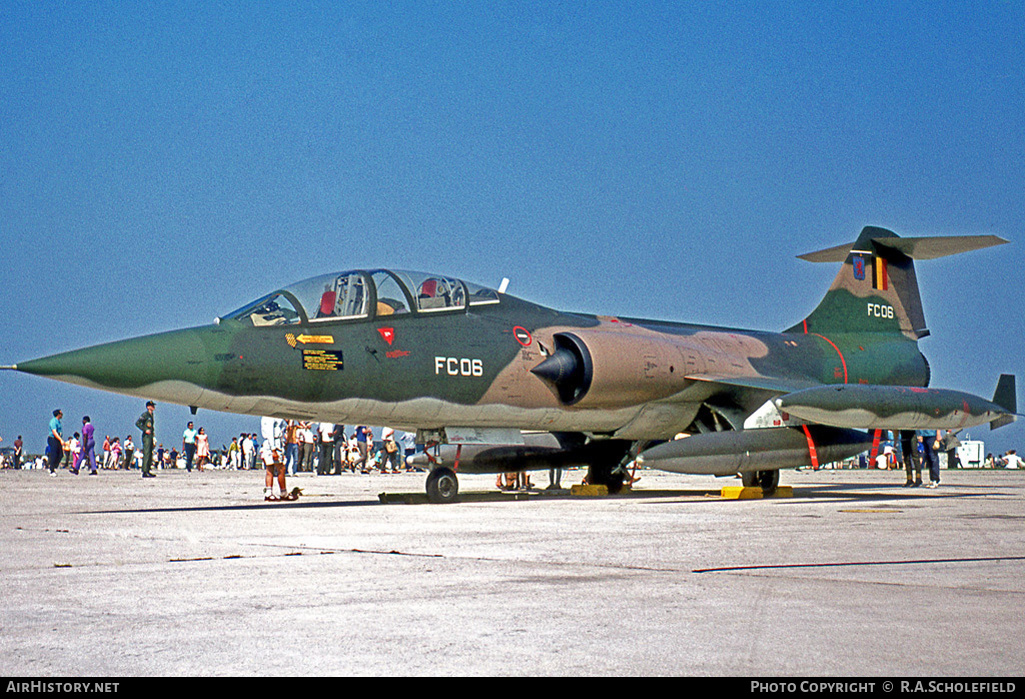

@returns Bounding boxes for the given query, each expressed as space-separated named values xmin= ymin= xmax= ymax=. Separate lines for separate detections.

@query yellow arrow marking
xmin=286 ymin=334 xmax=334 ymax=348
xmin=297 ymin=334 xmax=334 ymax=345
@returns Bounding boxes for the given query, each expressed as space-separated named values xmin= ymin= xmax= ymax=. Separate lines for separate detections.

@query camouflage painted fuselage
xmin=16 ymin=289 xmax=928 ymax=441
xmin=14 ymin=226 xmax=1014 ymax=495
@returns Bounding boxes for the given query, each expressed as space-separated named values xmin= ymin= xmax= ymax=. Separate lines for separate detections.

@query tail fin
xmin=787 ymin=226 xmax=1007 ymax=340
xmin=990 ymin=374 xmax=1017 ymax=430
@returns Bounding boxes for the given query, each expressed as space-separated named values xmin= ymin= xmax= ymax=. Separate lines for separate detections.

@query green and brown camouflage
xmin=9 ymin=227 xmax=1015 ymax=500
xmin=9 ymin=269 xmax=929 ymax=436
xmin=789 ymin=225 xmax=929 ymax=340
xmin=776 ymin=379 xmax=1017 ymax=432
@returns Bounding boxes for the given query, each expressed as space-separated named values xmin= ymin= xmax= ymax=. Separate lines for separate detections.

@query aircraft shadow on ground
xmin=72 ymin=480 xmax=1008 ymax=516
xmin=785 ymin=481 xmax=1004 ymax=500
xmin=74 ymin=498 xmax=385 ymax=515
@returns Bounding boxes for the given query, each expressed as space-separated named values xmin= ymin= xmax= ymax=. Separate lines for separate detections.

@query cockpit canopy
xmin=224 ymin=269 xmax=500 ymax=326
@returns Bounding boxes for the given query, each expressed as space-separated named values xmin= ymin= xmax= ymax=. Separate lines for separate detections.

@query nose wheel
xmin=426 ymin=467 xmax=459 ymax=503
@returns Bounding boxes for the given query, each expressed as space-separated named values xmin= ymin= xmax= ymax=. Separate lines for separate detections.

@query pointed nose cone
xmin=16 ymin=327 xmax=215 ymax=402
xmin=530 ymin=348 xmax=580 ymax=385
xmin=530 ymin=344 xmax=592 ymax=405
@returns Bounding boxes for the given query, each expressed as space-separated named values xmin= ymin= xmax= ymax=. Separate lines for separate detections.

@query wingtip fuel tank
xmin=775 ymin=378 xmax=1017 ymax=431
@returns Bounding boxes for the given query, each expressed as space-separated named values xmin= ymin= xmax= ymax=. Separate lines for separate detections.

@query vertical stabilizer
xmin=990 ymin=374 xmax=1017 ymax=430
xmin=788 ymin=227 xmax=1007 ymax=340
xmin=787 ymin=227 xmax=925 ymax=339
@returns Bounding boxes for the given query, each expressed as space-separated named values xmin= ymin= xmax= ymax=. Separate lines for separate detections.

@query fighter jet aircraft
xmin=5 ymin=226 xmax=1017 ymax=502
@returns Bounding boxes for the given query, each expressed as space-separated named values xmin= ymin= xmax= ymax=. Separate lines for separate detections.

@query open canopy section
xmin=223 ymin=269 xmax=500 ymax=326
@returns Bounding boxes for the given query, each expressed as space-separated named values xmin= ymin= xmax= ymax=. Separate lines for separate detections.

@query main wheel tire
xmin=426 ymin=467 xmax=459 ymax=504
xmin=742 ymin=470 xmax=779 ymax=495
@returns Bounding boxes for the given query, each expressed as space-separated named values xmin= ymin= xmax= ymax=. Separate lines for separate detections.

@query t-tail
xmin=774 ymin=226 xmax=1016 ymax=430
xmin=787 ymin=226 xmax=1008 ymax=341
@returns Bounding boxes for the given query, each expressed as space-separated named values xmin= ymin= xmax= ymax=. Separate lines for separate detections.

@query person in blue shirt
xmin=47 ymin=409 xmax=63 ymax=477
xmin=354 ymin=426 xmax=370 ymax=473
xmin=182 ymin=421 xmax=198 ymax=472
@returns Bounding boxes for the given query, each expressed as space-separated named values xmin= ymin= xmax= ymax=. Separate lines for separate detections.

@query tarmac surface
xmin=1 ymin=465 xmax=1023 ymax=677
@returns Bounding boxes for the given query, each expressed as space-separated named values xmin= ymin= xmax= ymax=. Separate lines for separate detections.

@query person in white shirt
xmin=317 ymin=423 xmax=334 ymax=474
xmin=123 ymin=436 xmax=135 ymax=471
xmin=261 ymin=416 xmax=293 ymax=500
xmin=241 ymin=434 xmax=255 ymax=470
xmin=299 ymin=423 xmax=315 ymax=472
xmin=68 ymin=433 xmax=81 ymax=474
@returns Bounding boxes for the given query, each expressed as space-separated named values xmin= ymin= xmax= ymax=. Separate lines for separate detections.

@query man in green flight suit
xmin=135 ymin=400 xmax=156 ymax=478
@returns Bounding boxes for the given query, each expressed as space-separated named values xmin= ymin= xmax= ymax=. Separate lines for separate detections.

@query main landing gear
xmin=426 ymin=467 xmax=460 ymax=504
xmin=419 ymin=437 xmax=634 ymax=503
xmin=585 ymin=460 xmax=627 ymax=495
xmin=741 ymin=469 xmax=779 ymax=495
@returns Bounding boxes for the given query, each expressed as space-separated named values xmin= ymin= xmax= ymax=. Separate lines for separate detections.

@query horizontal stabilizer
xmin=799 ymin=234 xmax=1008 ymax=263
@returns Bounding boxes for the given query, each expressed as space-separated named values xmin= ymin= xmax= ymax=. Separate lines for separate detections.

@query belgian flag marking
xmin=873 ymin=257 xmax=888 ymax=291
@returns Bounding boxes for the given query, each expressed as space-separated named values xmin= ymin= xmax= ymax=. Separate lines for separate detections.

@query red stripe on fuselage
xmin=810 ymin=333 xmax=848 ymax=384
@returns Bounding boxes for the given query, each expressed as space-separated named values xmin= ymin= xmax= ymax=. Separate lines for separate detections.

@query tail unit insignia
xmin=789 ymin=227 xmax=1007 ymax=341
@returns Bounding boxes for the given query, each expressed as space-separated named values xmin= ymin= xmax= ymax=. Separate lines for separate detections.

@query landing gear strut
xmin=586 ymin=460 xmax=627 ymax=494
xmin=583 ymin=439 xmax=634 ymax=494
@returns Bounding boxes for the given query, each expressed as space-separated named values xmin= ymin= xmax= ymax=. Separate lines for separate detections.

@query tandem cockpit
xmin=221 ymin=269 xmax=502 ymax=327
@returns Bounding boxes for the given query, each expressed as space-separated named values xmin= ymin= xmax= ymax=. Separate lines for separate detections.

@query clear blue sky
xmin=2 ymin=2 xmax=1022 ymax=455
